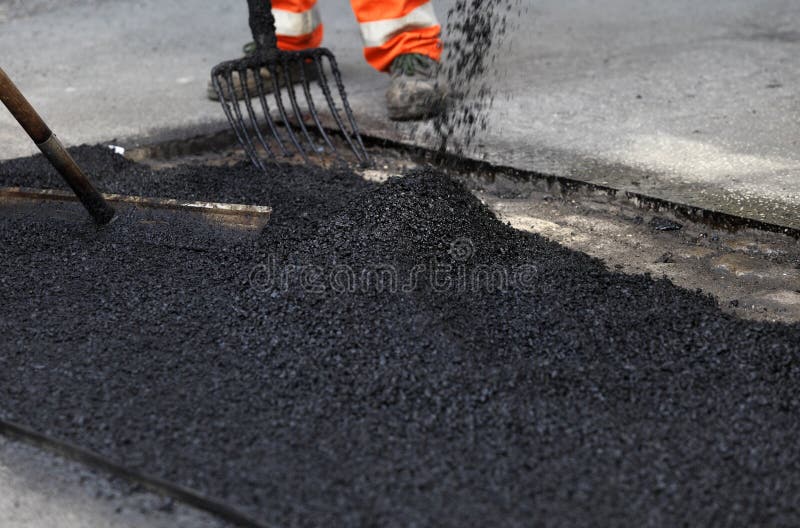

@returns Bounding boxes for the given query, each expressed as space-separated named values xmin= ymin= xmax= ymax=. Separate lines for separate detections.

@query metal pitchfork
xmin=211 ymin=0 xmax=369 ymax=170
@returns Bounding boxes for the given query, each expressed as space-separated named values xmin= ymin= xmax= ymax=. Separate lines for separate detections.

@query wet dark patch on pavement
xmin=2 ymin=147 xmax=800 ymax=526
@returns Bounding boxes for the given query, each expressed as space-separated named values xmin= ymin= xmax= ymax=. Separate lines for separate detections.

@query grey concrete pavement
xmin=0 ymin=436 xmax=229 ymax=528
xmin=0 ymin=0 xmax=252 ymax=154
xmin=1 ymin=0 xmax=800 ymax=229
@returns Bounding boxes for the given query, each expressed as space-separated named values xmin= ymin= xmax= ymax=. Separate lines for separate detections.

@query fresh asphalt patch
xmin=1 ymin=147 xmax=799 ymax=526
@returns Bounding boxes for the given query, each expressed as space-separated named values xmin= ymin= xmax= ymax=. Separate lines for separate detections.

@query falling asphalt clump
xmin=432 ymin=0 xmax=526 ymax=152
xmin=2 ymin=147 xmax=800 ymax=526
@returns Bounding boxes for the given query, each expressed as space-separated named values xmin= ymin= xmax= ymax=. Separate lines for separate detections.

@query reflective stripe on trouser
xmin=351 ymin=0 xmax=442 ymax=72
xmin=272 ymin=0 xmax=324 ymax=51
xmin=270 ymin=0 xmax=442 ymax=72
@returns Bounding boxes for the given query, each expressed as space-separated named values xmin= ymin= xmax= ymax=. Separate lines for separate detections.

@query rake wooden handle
xmin=0 ymin=66 xmax=115 ymax=225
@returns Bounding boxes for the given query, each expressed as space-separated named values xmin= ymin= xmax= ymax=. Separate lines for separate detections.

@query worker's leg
xmin=272 ymin=0 xmax=324 ymax=51
xmin=349 ymin=0 xmax=445 ymax=120
xmin=349 ymin=0 xmax=442 ymax=72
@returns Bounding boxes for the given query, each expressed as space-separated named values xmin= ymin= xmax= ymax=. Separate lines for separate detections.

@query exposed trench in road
xmin=1 ymin=137 xmax=800 ymax=526
xmin=132 ymin=131 xmax=800 ymax=323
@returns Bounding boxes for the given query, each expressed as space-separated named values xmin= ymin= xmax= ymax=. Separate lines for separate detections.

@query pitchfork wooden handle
xmin=0 ymin=66 xmax=115 ymax=225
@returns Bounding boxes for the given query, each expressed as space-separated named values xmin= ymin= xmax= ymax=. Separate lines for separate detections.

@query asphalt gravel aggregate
xmin=1 ymin=147 xmax=800 ymax=526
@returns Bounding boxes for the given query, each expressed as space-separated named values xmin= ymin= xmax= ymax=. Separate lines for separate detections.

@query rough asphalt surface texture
xmin=2 ymin=147 xmax=800 ymax=526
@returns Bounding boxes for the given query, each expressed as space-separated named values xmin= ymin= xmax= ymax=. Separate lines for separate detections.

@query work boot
xmin=206 ymin=42 xmax=318 ymax=101
xmin=386 ymin=53 xmax=446 ymax=121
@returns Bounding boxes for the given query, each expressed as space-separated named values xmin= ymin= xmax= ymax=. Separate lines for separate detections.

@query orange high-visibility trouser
xmin=270 ymin=0 xmax=442 ymax=72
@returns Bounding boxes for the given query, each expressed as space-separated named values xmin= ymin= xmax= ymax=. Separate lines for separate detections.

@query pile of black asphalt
xmin=1 ymin=146 xmax=799 ymax=526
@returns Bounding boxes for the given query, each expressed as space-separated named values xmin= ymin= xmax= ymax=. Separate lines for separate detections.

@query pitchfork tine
xmin=281 ymin=56 xmax=320 ymax=156
xmin=313 ymin=57 xmax=364 ymax=164
xmin=269 ymin=65 xmax=308 ymax=162
xmin=253 ymin=71 xmax=290 ymax=157
xmin=224 ymin=70 xmax=265 ymax=171
xmin=239 ymin=68 xmax=276 ymax=160
xmin=325 ymin=53 xmax=369 ymax=164
xmin=214 ymin=71 xmax=263 ymax=171
xmin=297 ymin=56 xmax=338 ymax=156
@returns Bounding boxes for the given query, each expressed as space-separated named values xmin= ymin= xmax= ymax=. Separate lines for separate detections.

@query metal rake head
xmin=211 ymin=48 xmax=370 ymax=170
